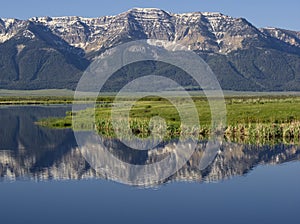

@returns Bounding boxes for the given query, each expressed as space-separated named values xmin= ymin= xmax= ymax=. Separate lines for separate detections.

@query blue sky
xmin=1 ymin=0 xmax=299 ymax=30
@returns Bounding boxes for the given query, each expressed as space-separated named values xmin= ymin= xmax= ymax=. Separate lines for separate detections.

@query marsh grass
xmin=37 ymin=95 xmax=300 ymax=144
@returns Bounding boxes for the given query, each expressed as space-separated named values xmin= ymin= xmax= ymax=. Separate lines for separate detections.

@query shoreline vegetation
xmin=0 ymin=96 xmax=75 ymax=105
xmin=33 ymin=94 xmax=300 ymax=145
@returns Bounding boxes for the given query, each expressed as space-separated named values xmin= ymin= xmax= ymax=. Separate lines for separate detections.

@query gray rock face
xmin=261 ymin=27 xmax=300 ymax=48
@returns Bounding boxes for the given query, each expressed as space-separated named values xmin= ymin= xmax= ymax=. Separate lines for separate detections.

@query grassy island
xmin=36 ymin=95 xmax=300 ymax=145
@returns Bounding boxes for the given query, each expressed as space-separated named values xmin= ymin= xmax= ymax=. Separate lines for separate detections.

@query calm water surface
xmin=0 ymin=106 xmax=299 ymax=224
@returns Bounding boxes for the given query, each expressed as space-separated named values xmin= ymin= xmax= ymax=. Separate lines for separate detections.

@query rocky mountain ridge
xmin=0 ymin=8 xmax=300 ymax=91
xmin=2 ymin=8 xmax=299 ymax=54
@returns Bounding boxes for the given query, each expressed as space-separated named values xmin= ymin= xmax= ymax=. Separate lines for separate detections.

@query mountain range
xmin=1 ymin=8 xmax=300 ymax=91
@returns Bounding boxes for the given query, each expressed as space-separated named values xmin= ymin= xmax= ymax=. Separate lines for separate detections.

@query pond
xmin=0 ymin=106 xmax=299 ymax=224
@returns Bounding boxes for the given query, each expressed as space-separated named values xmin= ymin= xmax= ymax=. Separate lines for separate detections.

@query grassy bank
xmin=36 ymin=95 xmax=300 ymax=144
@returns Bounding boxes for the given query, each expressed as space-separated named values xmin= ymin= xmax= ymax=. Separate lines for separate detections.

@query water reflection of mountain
xmin=1 ymin=141 xmax=300 ymax=184
xmin=0 ymin=106 xmax=300 ymax=184
xmin=0 ymin=106 xmax=79 ymax=180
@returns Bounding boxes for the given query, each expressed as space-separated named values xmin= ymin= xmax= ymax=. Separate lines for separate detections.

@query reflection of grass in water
xmin=38 ymin=96 xmax=300 ymax=144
